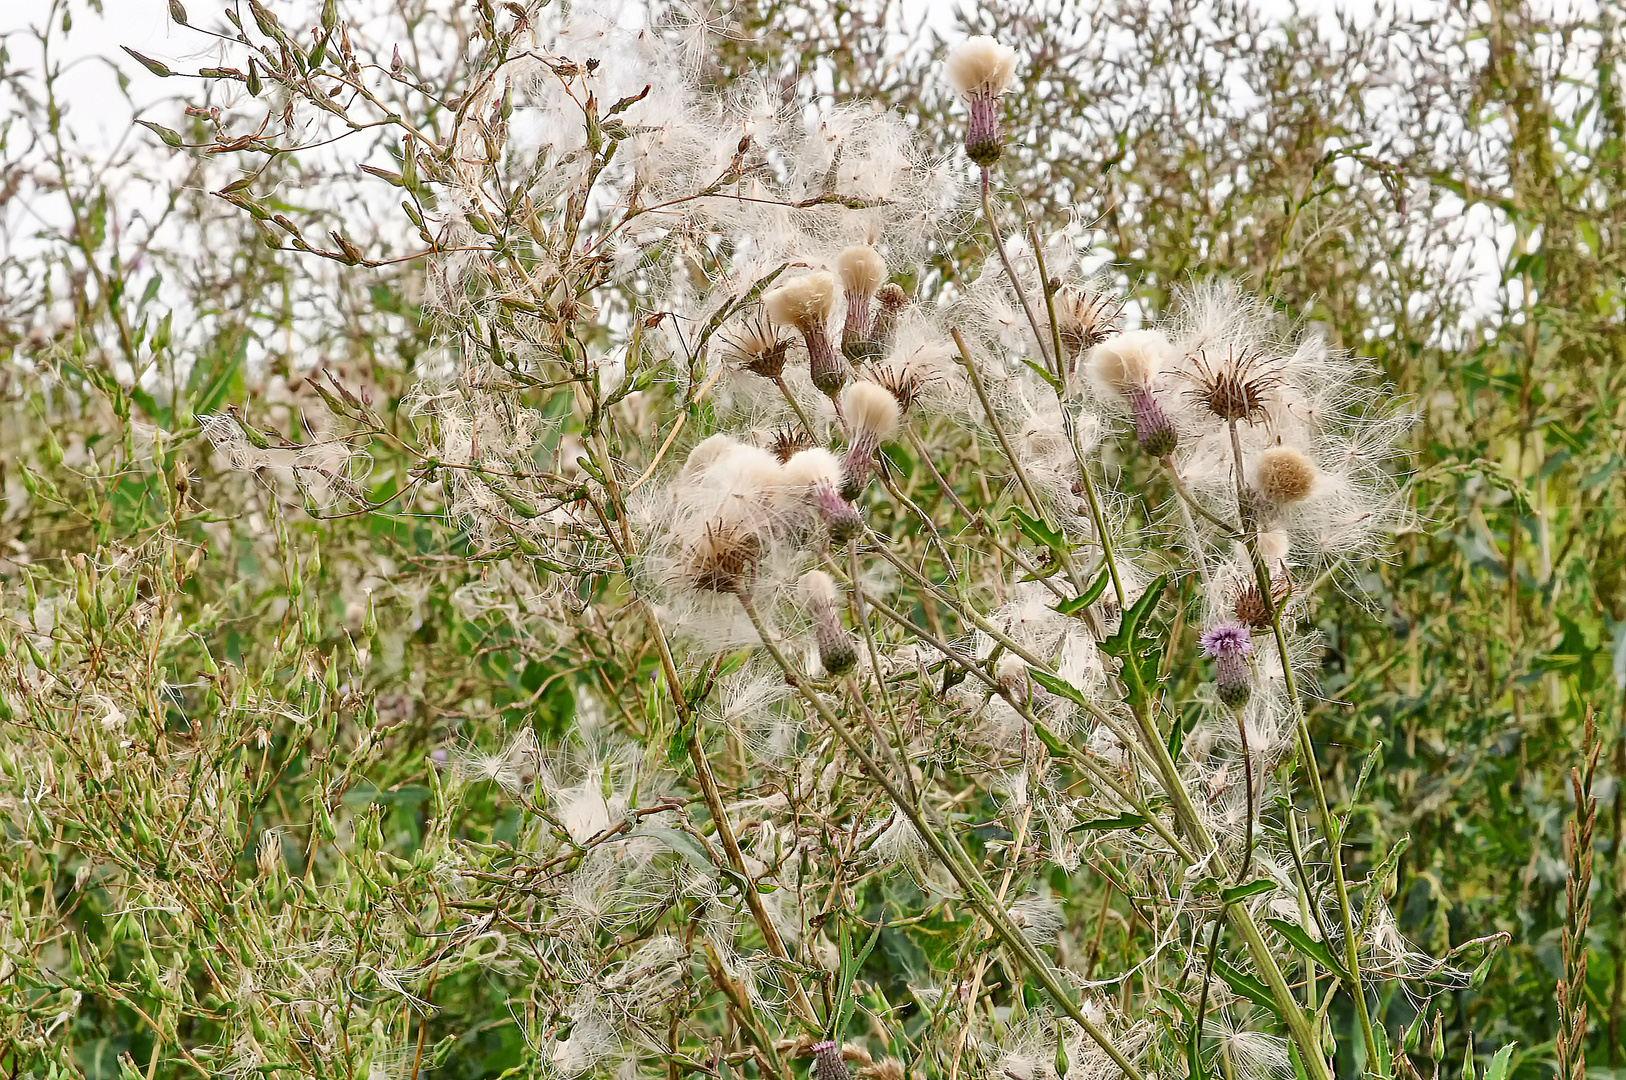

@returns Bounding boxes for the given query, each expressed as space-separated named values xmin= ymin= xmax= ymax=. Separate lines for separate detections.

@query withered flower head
xmin=767 ymin=425 xmax=815 ymax=463
xmin=1184 ymin=347 xmax=1282 ymax=425
xmin=863 ymin=363 xmax=926 ymax=416
xmin=685 ymin=519 xmax=761 ymax=594
xmin=1233 ymin=574 xmax=1291 ymax=629
xmin=1055 ymin=285 xmax=1124 ymax=360
xmin=724 ymin=314 xmax=793 ymax=381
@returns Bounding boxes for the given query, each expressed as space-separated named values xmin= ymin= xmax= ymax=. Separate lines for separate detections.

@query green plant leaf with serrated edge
xmin=1265 ymin=918 xmax=1350 ymax=981
xmin=1097 ymin=574 xmax=1168 ymax=711
xmin=1219 ymin=879 xmax=1277 ymax=904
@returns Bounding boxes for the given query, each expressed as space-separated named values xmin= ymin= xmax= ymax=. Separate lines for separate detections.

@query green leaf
xmin=1482 ymin=1044 xmax=1515 ymax=1080
xmin=1028 ymin=668 xmax=1087 ymax=707
xmin=1212 ymin=957 xmax=1279 ymax=1017
xmin=830 ymin=915 xmax=884 ymax=1041
xmin=1007 ymin=506 xmax=1065 ymax=553
xmin=1097 ymin=574 xmax=1168 ymax=712
xmin=1264 ymin=918 xmax=1350 ymax=981
xmin=1219 ymin=878 xmax=1277 ymax=904
xmin=1054 ymin=564 xmax=1112 ymax=617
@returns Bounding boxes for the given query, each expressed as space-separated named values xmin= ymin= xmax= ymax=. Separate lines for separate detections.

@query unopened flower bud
xmin=872 ymin=282 xmax=909 ymax=351
xmin=812 ymin=1042 xmax=850 ymax=1080
xmin=1199 ymin=622 xmax=1253 ymax=709
xmin=801 ymin=572 xmax=858 ymax=676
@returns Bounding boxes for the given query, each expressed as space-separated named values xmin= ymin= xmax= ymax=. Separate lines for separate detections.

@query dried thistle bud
xmin=256 ymin=829 xmax=282 ymax=879
xmin=800 ymin=573 xmax=857 ymax=677
xmin=1185 ymin=347 xmax=1281 ymax=425
xmin=764 ymin=273 xmax=846 ymax=396
xmin=1199 ymin=622 xmax=1254 ymax=709
xmin=837 ymin=245 xmax=888 ymax=362
xmin=685 ymin=519 xmax=761 ymax=593
xmin=945 ymin=36 xmax=1017 ymax=166
xmin=839 ymin=382 xmax=901 ymax=500
xmin=864 ymin=363 xmax=924 ymax=417
xmin=725 ymin=315 xmax=793 ymax=381
xmin=1254 ymin=446 xmax=1317 ymax=504
xmin=1055 ymin=285 xmax=1123 ymax=365
xmin=768 ymin=425 xmax=815 ymax=463
xmin=872 ymin=282 xmax=909 ymax=351
xmin=1234 ymin=574 xmax=1291 ymax=629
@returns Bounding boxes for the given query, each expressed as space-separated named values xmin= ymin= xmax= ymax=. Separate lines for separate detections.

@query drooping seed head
xmin=842 ymin=381 xmax=901 ymax=443
xmin=682 ymin=433 xmax=741 ymax=479
xmin=782 ymin=447 xmax=843 ymax=490
xmin=800 ymin=572 xmax=857 ymax=676
xmin=1255 ymin=446 xmax=1317 ymax=504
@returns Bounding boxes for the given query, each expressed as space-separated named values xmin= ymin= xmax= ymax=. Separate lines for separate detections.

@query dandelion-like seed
xmin=944 ymin=36 xmax=1017 ymax=166
xmin=768 ymin=425 xmax=815 ymax=464
xmin=839 ymin=381 xmax=901 ymax=500
xmin=837 ymin=245 xmax=888 ymax=362
xmin=1087 ymin=330 xmax=1178 ymax=458
xmin=1254 ymin=446 xmax=1317 ymax=505
xmin=811 ymin=1042 xmax=851 ymax=1080
xmin=800 ymin=571 xmax=858 ymax=676
xmin=724 ymin=315 xmax=793 ymax=381
xmin=1185 ymin=347 xmax=1281 ymax=425
xmin=1200 ymin=622 xmax=1254 ymax=708
xmin=764 ymin=273 xmax=845 ymax=397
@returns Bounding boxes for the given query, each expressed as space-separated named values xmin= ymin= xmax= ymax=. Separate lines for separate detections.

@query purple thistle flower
xmin=1200 ymin=622 xmax=1253 ymax=708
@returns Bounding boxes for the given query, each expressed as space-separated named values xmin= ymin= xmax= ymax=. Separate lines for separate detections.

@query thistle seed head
xmin=1184 ymin=347 xmax=1281 ymax=425
xmin=768 ymin=425 xmax=815 ymax=464
xmin=1255 ymin=445 xmax=1317 ymax=504
xmin=725 ymin=315 xmax=794 ymax=381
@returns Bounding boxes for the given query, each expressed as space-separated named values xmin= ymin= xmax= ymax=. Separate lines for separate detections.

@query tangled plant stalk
xmin=0 ymin=3 xmax=1535 ymax=1079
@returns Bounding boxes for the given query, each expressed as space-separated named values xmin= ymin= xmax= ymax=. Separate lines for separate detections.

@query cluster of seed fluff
xmin=189 ymin=9 xmax=1439 ymax=1079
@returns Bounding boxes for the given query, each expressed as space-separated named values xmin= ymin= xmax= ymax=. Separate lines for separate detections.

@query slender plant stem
xmin=979 ymin=168 xmax=1055 ymax=375
xmin=734 ymin=592 xmax=1149 ymax=1080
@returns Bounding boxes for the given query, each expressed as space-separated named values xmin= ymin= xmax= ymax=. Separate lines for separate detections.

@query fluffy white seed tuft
xmin=763 ymin=272 xmax=837 ymax=328
xmin=782 ymin=448 xmax=843 ymax=489
xmin=836 ymin=245 xmax=887 ymax=296
xmin=944 ymin=36 xmax=1017 ymax=98
xmin=842 ymin=381 xmax=900 ymax=441
xmin=1086 ymin=329 xmax=1173 ymax=399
